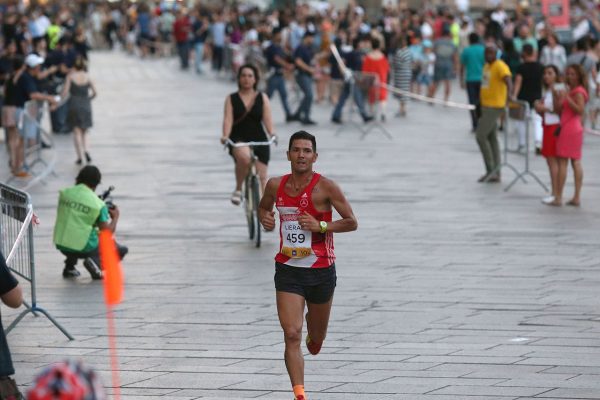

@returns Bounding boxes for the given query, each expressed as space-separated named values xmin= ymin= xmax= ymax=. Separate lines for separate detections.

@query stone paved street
xmin=2 ymin=51 xmax=600 ymax=399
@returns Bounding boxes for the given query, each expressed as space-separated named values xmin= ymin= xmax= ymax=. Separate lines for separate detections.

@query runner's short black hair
xmin=76 ymin=165 xmax=101 ymax=188
xmin=288 ymin=131 xmax=317 ymax=152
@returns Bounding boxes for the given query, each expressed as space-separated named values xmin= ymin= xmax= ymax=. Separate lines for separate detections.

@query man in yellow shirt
xmin=476 ymin=44 xmax=513 ymax=182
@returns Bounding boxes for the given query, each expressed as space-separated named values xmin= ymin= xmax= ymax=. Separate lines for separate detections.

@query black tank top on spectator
xmin=228 ymin=92 xmax=270 ymax=165
xmin=3 ymin=75 xmax=19 ymax=106
xmin=516 ymin=61 xmax=544 ymax=107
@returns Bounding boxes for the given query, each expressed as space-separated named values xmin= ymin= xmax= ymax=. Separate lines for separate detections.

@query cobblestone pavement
xmin=2 ymin=51 xmax=600 ymax=399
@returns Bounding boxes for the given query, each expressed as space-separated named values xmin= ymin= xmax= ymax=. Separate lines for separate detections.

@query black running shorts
xmin=274 ymin=262 xmax=336 ymax=304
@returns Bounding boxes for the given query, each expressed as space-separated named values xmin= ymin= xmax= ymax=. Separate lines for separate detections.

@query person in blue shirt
xmin=191 ymin=11 xmax=208 ymax=74
xmin=331 ymin=37 xmax=373 ymax=123
xmin=460 ymin=33 xmax=485 ymax=131
xmin=210 ymin=13 xmax=226 ymax=72
xmin=136 ymin=4 xmax=152 ymax=58
xmin=408 ymin=36 xmax=424 ymax=94
xmin=265 ymin=28 xmax=294 ymax=122
xmin=290 ymin=31 xmax=317 ymax=125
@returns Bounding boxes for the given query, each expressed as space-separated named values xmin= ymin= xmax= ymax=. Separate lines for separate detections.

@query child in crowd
xmin=416 ymin=40 xmax=435 ymax=95
xmin=409 ymin=36 xmax=424 ymax=94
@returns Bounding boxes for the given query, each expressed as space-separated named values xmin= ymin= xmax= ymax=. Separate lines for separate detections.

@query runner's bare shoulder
xmin=314 ymin=175 xmax=338 ymax=193
xmin=265 ymin=176 xmax=283 ymax=194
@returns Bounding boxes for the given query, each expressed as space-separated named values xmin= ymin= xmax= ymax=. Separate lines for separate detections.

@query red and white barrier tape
xmin=329 ymin=44 xmax=475 ymax=111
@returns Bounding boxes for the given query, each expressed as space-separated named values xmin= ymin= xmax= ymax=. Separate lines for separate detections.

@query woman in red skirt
xmin=534 ymin=65 xmax=561 ymax=204
xmin=362 ymin=37 xmax=390 ymax=121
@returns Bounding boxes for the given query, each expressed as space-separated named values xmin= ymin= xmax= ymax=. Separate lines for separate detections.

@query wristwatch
xmin=319 ymin=221 xmax=328 ymax=234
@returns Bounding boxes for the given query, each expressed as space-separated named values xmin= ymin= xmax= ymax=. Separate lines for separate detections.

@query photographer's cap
xmin=25 ymin=53 xmax=44 ymax=68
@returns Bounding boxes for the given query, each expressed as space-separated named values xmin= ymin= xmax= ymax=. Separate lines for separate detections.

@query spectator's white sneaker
xmin=541 ymin=195 xmax=555 ymax=205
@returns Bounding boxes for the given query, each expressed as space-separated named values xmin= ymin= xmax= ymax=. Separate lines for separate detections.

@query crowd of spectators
xmin=0 ymin=3 xmax=94 ymax=178
xmin=0 ymin=2 xmax=598 ymax=181
xmin=2 ymin=1 xmax=600 ymax=397
xmin=85 ymin=2 xmax=600 ymax=124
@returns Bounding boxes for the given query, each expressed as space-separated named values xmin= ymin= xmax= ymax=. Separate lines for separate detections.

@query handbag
xmin=0 ymin=377 xmax=22 ymax=400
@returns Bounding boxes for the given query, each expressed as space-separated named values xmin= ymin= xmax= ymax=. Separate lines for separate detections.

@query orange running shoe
xmin=13 ymin=170 xmax=31 ymax=178
xmin=305 ymin=334 xmax=322 ymax=355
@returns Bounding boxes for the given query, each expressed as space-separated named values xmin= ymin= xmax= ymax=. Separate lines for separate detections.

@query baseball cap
xmin=25 ymin=53 xmax=44 ymax=68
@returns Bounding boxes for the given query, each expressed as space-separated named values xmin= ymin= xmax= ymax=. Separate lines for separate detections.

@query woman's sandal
xmin=566 ymin=199 xmax=580 ymax=207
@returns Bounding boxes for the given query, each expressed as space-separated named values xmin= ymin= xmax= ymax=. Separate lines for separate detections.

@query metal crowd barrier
xmin=336 ymin=70 xmax=392 ymax=140
xmin=0 ymin=183 xmax=73 ymax=340
xmin=5 ymin=99 xmax=58 ymax=190
xmin=503 ymin=100 xmax=548 ymax=192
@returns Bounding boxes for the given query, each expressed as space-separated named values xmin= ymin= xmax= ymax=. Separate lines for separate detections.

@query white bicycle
xmin=225 ymin=136 xmax=276 ymax=247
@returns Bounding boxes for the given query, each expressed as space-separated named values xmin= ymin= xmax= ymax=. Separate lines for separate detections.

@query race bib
xmin=279 ymin=208 xmax=312 ymax=259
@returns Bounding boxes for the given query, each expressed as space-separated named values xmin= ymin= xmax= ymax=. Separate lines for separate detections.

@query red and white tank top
xmin=275 ymin=173 xmax=334 ymax=268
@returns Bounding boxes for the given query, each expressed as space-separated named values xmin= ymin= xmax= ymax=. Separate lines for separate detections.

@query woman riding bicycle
xmin=221 ymin=63 xmax=275 ymax=205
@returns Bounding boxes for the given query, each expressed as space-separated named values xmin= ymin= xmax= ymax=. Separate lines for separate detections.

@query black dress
xmin=229 ymin=92 xmax=270 ymax=165
xmin=67 ymin=81 xmax=93 ymax=130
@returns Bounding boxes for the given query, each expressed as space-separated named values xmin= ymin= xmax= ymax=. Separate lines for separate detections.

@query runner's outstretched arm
xmin=324 ymin=179 xmax=357 ymax=233
xmin=298 ymin=179 xmax=357 ymax=233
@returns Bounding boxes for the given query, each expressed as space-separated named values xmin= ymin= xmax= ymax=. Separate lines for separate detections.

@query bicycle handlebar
xmin=224 ymin=136 xmax=277 ymax=149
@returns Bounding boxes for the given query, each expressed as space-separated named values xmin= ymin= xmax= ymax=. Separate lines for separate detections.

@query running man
xmin=258 ymin=130 xmax=357 ymax=400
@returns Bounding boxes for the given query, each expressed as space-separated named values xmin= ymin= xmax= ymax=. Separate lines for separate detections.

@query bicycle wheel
xmin=244 ymin=175 xmax=255 ymax=240
xmin=251 ymin=175 xmax=261 ymax=248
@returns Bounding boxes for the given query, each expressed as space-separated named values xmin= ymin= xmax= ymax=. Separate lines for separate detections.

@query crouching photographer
xmin=53 ymin=166 xmax=128 ymax=280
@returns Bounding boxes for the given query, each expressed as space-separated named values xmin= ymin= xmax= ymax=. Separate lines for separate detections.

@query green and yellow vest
xmin=53 ymin=184 xmax=105 ymax=252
